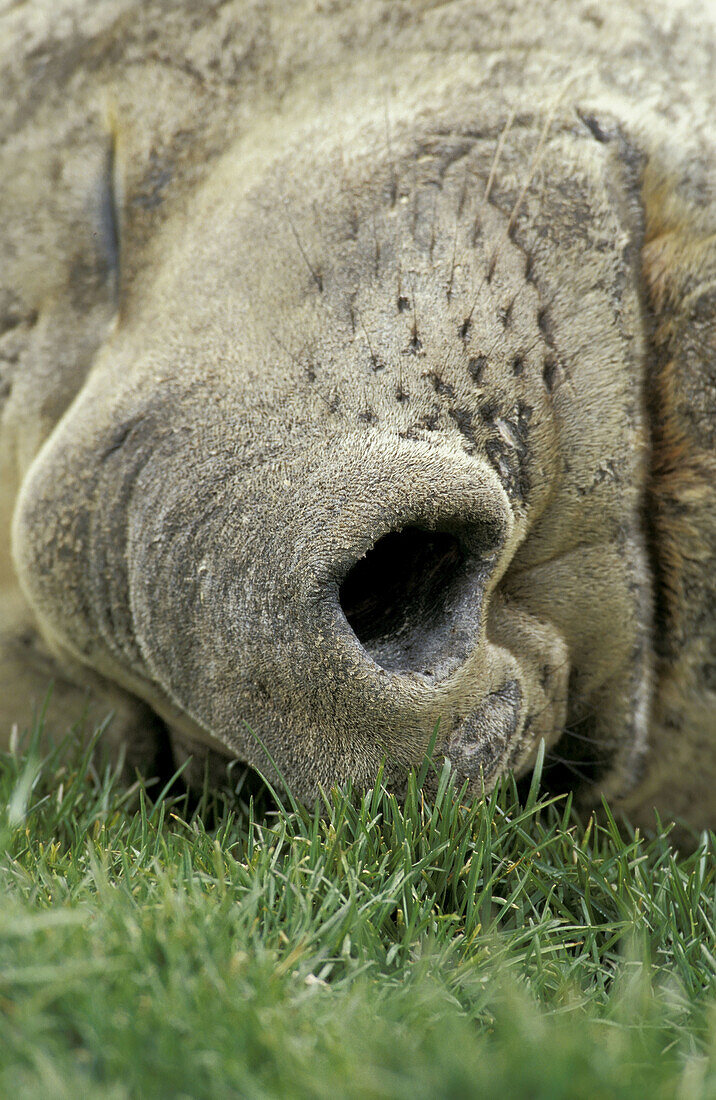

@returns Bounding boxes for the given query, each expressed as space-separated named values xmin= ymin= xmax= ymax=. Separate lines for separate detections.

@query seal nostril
xmin=339 ymin=527 xmax=480 ymax=677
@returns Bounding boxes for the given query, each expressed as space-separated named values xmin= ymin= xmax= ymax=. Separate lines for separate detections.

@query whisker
xmin=383 ymin=97 xmax=398 ymax=207
xmin=282 ymin=196 xmax=323 ymax=293
xmin=506 ymin=93 xmax=565 ymax=238
xmin=484 ymin=107 xmax=516 ymax=202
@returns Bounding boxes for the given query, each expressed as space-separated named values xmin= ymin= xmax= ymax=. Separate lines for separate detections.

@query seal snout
xmin=122 ymin=433 xmax=526 ymax=797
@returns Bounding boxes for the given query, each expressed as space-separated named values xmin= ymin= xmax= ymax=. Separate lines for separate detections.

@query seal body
xmin=1 ymin=0 xmax=714 ymax=831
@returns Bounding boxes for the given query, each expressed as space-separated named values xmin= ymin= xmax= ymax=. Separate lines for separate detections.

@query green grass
xmin=1 ymin=719 xmax=715 ymax=1098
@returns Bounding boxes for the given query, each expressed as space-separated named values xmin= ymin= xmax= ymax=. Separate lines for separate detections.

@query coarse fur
xmin=0 ymin=0 xmax=714 ymax=833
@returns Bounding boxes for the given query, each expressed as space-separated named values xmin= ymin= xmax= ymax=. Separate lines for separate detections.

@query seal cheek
xmin=446 ymin=678 xmax=522 ymax=784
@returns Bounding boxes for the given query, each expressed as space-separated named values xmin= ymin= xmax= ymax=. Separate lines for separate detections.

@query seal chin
xmin=446 ymin=679 xmax=523 ymax=787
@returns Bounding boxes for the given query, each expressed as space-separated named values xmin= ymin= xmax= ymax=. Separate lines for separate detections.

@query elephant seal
xmin=1 ymin=0 xmax=714 ymax=832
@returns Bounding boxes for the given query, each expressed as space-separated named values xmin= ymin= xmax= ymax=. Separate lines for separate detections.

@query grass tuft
xmin=1 ymin=719 xmax=715 ymax=1097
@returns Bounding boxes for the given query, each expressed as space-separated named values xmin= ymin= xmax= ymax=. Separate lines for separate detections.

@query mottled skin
xmin=1 ymin=0 xmax=714 ymax=831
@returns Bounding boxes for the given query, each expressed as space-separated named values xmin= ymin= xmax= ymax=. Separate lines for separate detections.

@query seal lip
xmin=444 ymin=678 xmax=523 ymax=785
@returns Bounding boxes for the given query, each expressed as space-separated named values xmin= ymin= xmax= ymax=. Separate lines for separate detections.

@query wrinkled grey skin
xmin=1 ymin=0 xmax=714 ymax=831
